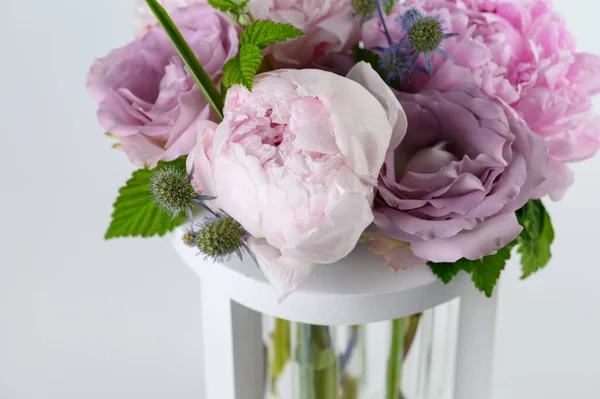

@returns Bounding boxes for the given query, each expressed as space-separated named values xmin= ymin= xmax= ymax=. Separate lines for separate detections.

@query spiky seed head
xmin=379 ymin=44 xmax=411 ymax=82
xmin=150 ymin=167 xmax=197 ymax=215
xmin=407 ymin=15 xmax=444 ymax=53
xmin=196 ymin=215 xmax=246 ymax=263
xmin=182 ymin=229 xmax=198 ymax=247
xmin=352 ymin=0 xmax=376 ymax=18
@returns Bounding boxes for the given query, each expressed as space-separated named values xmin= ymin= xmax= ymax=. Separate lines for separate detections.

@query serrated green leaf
xmin=516 ymin=200 xmax=555 ymax=279
xmin=105 ymin=158 xmax=186 ymax=240
xmin=469 ymin=245 xmax=512 ymax=297
xmin=428 ymin=261 xmax=464 ymax=284
xmin=241 ymin=20 xmax=305 ymax=49
xmin=222 ymin=45 xmax=263 ymax=90
xmin=207 ymin=0 xmax=244 ymax=13
xmin=429 ymin=243 xmax=514 ymax=297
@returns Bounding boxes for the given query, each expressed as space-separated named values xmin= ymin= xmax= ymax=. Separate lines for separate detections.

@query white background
xmin=1 ymin=0 xmax=599 ymax=398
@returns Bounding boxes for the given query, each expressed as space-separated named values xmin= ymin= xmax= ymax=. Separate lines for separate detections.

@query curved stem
xmin=375 ymin=0 xmax=393 ymax=46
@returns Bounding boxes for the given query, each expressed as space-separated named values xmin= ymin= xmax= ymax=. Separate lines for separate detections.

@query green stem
xmin=270 ymin=318 xmax=291 ymax=395
xmin=386 ymin=318 xmax=407 ymax=399
xmin=145 ymin=0 xmax=224 ymax=119
xmin=298 ymin=324 xmax=315 ymax=399
xmin=311 ymin=325 xmax=338 ymax=399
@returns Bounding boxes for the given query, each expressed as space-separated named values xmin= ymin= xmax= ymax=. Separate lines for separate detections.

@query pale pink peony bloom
xmin=187 ymin=63 xmax=407 ymax=297
xmin=362 ymin=0 xmax=600 ymax=199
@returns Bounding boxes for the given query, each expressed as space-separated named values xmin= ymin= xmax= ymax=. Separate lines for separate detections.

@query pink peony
xmin=188 ymin=63 xmax=407 ymax=296
xmin=362 ymin=0 xmax=600 ymax=199
xmin=249 ymin=0 xmax=361 ymax=68
xmin=374 ymin=88 xmax=548 ymax=264
xmin=88 ymin=4 xmax=239 ymax=168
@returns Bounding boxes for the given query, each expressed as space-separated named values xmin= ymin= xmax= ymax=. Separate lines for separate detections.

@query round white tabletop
xmin=172 ymin=228 xmax=471 ymax=325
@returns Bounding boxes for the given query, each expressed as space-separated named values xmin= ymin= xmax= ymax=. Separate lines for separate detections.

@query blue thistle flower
xmin=378 ymin=44 xmax=414 ymax=83
xmin=195 ymin=213 xmax=247 ymax=263
xmin=149 ymin=166 xmax=215 ymax=222
xmin=397 ymin=8 xmax=458 ymax=76
xmin=182 ymin=227 xmax=199 ymax=248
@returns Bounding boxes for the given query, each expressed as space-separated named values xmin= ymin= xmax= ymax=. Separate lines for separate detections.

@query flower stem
xmin=375 ymin=0 xmax=393 ymax=46
xmin=311 ymin=325 xmax=338 ymax=399
xmin=145 ymin=0 xmax=224 ymax=119
xmin=386 ymin=318 xmax=407 ymax=399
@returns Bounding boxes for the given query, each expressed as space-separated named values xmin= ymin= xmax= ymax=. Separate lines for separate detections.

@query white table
xmin=172 ymin=230 xmax=498 ymax=399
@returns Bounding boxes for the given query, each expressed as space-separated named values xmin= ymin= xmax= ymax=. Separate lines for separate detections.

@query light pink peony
xmin=188 ymin=63 xmax=407 ymax=296
xmin=134 ymin=0 xmax=207 ymax=35
xmin=88 ymin=4 xmax=239 ymax=168
xmin=362 ymin=0 xmax=600 ymax=199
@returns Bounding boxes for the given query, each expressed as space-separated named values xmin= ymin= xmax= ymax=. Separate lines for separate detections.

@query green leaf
xmin=222 ymin=45 xmax=263 ymax=90
xmin=428 ymin=261 xmax=464 ymax=284
xmin=469 ymin=245 xmax=512 ymax=297
xmin=145 ymin=0 xmax=223 ymax=119
xmin=241 ymin=20 xmax=305 ymax=49
xmin=429 ymin=243 xmax=515 ymax=297
xmin=207 ymin=0 xmax=247 ymax=13
xmin=384 ymin=0 xmax=396 ymax=15
xmin=516 ymin=200 xmax=555 ymax=279
xmin=105 ymin=159 xmax=186 ymax=240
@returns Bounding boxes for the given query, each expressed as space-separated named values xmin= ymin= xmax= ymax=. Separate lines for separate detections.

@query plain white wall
xmin=0 ymin=1 xmax=598 ymax=398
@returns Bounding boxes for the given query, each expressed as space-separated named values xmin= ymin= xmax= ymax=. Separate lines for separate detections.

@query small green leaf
xmin=105 ymin=159 xmax=187 ymax=240
xmin=469 ymin=245 xmax=512 ymax=297
xmin=428 ymin=261 xmax=463 ymax=284
xmin=516 ymin=200 xmax=555 ymax=279
xmin=384 ymin=0 xmax=396 ymax=15
xmin=222 ymin=45 xmax=263 ymax=90
xmin=145 ymin=0 xmax=223 ymax=119
xmin=429 ymin=243 xmax=515 ymax=297
xmin=241 ymin=20 xmax=305 ymax=49
xmin=207 ymin=0 xmax=246 ymax=13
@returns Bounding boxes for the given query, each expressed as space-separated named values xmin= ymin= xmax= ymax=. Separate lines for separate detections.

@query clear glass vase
xmin=263 ymin=300 xmax=459 ymax=399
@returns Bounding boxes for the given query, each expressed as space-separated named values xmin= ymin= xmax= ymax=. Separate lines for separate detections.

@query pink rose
xmin=362 ymin=0 xmax=600 ymax=199
xmin=249 ymin=0 xmax=361 ymax=67
xmin=88 ymin=4 xmax=239 ymax=168
xmin=134 ymin=0 xmax=207 ymax=35
xmin=188 ymin=63 xmax=407 ymax=296
xmin=374 ymin=88 xmax=548 ymax=264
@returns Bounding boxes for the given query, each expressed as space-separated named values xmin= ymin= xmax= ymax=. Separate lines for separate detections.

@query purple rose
xmin=374 ymin=89 xmax=548 ymax=263
xmin=87 ymin=4 xmax=239 ymax=168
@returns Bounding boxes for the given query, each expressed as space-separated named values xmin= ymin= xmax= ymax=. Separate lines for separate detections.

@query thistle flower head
xmin=196 ymin=214 xmax=247 ymax=263
xmin=402 ymin=10 xmax=444 ymax=53
xmin=150 ymin=166 xmax=197 ymax=217
xmin=379 ymin=44 xmax=413 ymax=83
xmin=397 ymin=8 xmax=458 ymax=76
xmin=182 ymin=228 xmax=199 ymax=248
xmin=352 ymin=0 xmax=376 ymax=19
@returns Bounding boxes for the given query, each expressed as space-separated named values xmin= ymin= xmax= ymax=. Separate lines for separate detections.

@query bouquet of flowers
xmin=88 ymin=0 xmax=600 ymax=302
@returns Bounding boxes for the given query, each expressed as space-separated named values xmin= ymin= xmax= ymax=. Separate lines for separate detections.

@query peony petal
xmin=361 ymin=227 xmax=426 ymax=272
xmin=247 ymin=237 xmax=314 ymax=302
xmin=346 ymin=62 xmax=408 ymax=151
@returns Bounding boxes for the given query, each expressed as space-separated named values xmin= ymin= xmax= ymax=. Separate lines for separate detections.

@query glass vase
xmin=263 ymin=299 xmax=459 ymax=399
